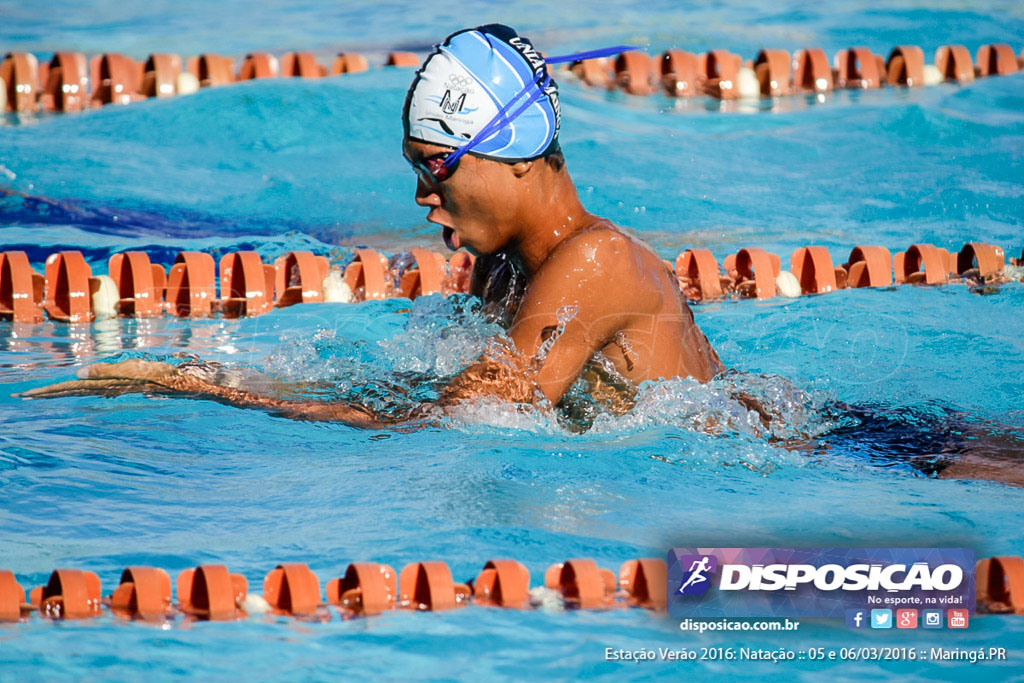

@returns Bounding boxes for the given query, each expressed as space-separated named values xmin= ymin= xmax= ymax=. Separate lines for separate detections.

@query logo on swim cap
xmin=404 ymin=24 xmax=560 ymax=162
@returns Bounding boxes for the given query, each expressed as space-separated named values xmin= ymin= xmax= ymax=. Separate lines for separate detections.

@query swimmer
xmin=21 ymin=25 xmax=723 ymax=424
xmin=18 ymin=27 xmax=1022 ymax=486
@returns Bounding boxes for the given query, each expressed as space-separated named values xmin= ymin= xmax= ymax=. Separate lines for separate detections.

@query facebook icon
xmin=846 ymin=609 xmax=867 ymax=629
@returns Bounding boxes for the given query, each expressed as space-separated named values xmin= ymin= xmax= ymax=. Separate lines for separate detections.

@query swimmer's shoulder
xmin=554 ymin=218 xmax=642 ymax=264
xmin=553 ymin=219 xmax=663 ymax=282
xmin=538 ymin=219 xmax=665 ymax=310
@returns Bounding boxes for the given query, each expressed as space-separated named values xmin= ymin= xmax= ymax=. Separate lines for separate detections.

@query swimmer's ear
xmin=510 ymin=160 xmax=534 ymax=178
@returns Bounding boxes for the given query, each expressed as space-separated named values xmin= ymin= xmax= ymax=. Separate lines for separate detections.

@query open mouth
xmin=442 ymin=226 xmax=460 ymax=251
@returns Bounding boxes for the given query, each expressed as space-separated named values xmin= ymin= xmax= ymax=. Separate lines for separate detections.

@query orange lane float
xmin=618 ymin=558 xmax=668 ymax=610
xmin=545 ymin=559 xmax=618 ymax=609
xmin=219 ymin=251 xmax=275 ymax=317
xmin=41 ymin=52 xmax=88 ymax=112
xmin=141 ymin=53 xmax=182 ymax=97
xmin=275 ymin=250 xmax=330 ymax=307
xmin=30 ymin=569 xmax=102 ymax=620
xmin=326 ymin=562 xmax=397 ymax=616
xmin=108 ymin=251 xmax=166 ymax=317
xmin=398 ymin=561 xmax=470 ymax=611
xmin=90 ymin=53 xmax=144 ymax=106
xmin=935 ymin=45 xmax=974 ymax=83
xmin=885 ymin=45 xmax=925 ymax=87
xmin=725 ymin=247 xmax=781 ymax=298
xmin=700 ymin=49 xmax=742 ymax=99
xmin=192 ymin=54 xmax=235 ymax=87
xmin=659 ymin=49 xmax=699 ymax=97
xmin=238 ymin=52 xmax=280 ymax=80
xmin=0 ymin=570 xmax=31 ymax=621
xmin=676 ymin=248 xmax=724 ymax=301
xmin=331 ymin=52 xmax=369 ymax=75
xmin=165 ymin=251 xmax=218 ymax=317
xmin=444 ymin=251 xmax=476 ymax=295
xmin=107 ymin=566 xmax=173 ymax=620
xmin=613 ymin=51 xmax=656 ymax=96
xmin=835 ymin=47 xmax=884 ymax=89
xmin=43 ymin=251 xmax=97 ymax=323
xmin=398 ymin=248 xmax=447 ymax=299
xmin=977 ymin=556 xmax=1024 ymax=614
xmin=790 ymin=246 xmax=839 ymax=294
xmin=792 ymin=47 xmax=833 ymax=92
xmin=263 ymin=563 xmax=324 ymax=617
xmin=0 ymin=251 xmax=45 ymax=323
xmin=472 ymin=559 xmax=531 ymax=609
xmin=897 ymin=243 xmax=951 ymax=285
xmin=976 ymin=43 xmax=1018 ymax=77
xmin=1 ymin=52 xmax=40 ymax=112
xmin=386 ymin=52 xmax=420 ymax=68
xmin=570 ymin=57 xmax=614 ymax=88
xmin=957 ymin=242 xmax=1005 ymax=280
xmin=344 ymin=248 xmax=389 ymax=301
xmin=280 ymin=52 xmax=323 ymax=78
xmin=177 ymin=564 xmax=248 ymax=620
xmin=844 ymin=245 xmax=893 ymax=288
xmin=753 ymin=49 xmax=791 ymax=96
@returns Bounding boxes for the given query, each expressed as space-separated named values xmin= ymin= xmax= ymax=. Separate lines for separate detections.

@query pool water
xmin=2 ymin=1 xmax=1023 ymax=679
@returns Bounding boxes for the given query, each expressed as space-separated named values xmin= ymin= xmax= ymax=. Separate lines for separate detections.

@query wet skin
xmin=402 ymin=139 xmax=723 ymax=406
xmin=22 ymin=140 xmax=723 ymax=424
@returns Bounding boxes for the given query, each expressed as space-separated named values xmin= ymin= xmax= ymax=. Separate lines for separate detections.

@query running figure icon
xmin=678 ymin=556 xmax=713 ymax=594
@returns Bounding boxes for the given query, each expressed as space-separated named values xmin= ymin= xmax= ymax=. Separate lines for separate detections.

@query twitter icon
xmin=871 ymin=609 xmax=893 ymax=629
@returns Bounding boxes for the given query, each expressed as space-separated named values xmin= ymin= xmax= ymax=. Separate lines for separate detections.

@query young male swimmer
xmin=18 ymin=26 xmax=1024 ymax=485
xmin=22 ymin=25 xmax=725 ymax=426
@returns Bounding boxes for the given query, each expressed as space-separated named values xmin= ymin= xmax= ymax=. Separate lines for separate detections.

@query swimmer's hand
xmin=18 ymin=359 xmax=181 ymax=399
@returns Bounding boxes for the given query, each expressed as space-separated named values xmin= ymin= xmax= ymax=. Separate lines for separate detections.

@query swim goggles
xmin=407 ymin=45 xmax=636 ymax=187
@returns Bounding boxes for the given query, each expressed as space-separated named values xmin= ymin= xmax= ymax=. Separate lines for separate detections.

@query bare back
xmin=446 ymin=221 xmax=723 ymax=406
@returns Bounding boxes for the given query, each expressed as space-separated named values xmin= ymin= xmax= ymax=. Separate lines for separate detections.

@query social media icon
xmin=846 ymin=610 xmax=867 ymax=628
xmin=948 ymin=609 xmax=969 ymax=629
xmin=871 ymin=609 xmax=892 ymax=629
xmin=922 ymin=609 xmax=943 ymax=628
xmin=896 ymin=609 xmax=918 ymax=629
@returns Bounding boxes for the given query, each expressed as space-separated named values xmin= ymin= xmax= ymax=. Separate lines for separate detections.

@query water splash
xmin=532 ymin=303 xmax=578 ymax=370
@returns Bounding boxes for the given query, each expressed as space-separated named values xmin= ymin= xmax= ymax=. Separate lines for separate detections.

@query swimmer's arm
xmin=17 ymin=359 xmax=400 ymax=428
xmin=444 ymin=230 xmax=644 ymax=406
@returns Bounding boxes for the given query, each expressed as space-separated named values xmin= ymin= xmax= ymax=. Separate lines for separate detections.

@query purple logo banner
xmin=667 ymin=548 xmax=975 ymax=618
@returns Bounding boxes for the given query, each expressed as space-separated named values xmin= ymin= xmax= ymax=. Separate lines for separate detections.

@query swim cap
xmin=404 ymin=24 xmax=560 ymax=162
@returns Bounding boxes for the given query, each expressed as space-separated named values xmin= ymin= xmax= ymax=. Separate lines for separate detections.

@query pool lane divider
xmin=0 ymin=558 xmax=665 ymax=623
xmin=1 ymin=242 xmax=1020 ymax=324
xmin=1 ymin=555 xmax=1020 ymax=623
xmin=3 ymin=42 xmax=1023 ymax=115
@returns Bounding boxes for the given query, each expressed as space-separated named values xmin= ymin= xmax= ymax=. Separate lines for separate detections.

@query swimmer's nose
xmin=414 ymin=180 xmax=442 ymax=207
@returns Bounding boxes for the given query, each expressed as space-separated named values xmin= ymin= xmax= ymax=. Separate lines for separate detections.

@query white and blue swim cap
xmin=404 ymin=24 xmax=561 ymax=162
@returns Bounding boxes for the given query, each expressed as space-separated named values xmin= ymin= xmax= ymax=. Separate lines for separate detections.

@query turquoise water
xmin=2 ymin=1 xmax=1024 ymax=679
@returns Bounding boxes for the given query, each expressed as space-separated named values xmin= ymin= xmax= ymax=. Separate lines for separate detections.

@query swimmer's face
xmin=403 ymin=139 xmax=522 ymax=255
